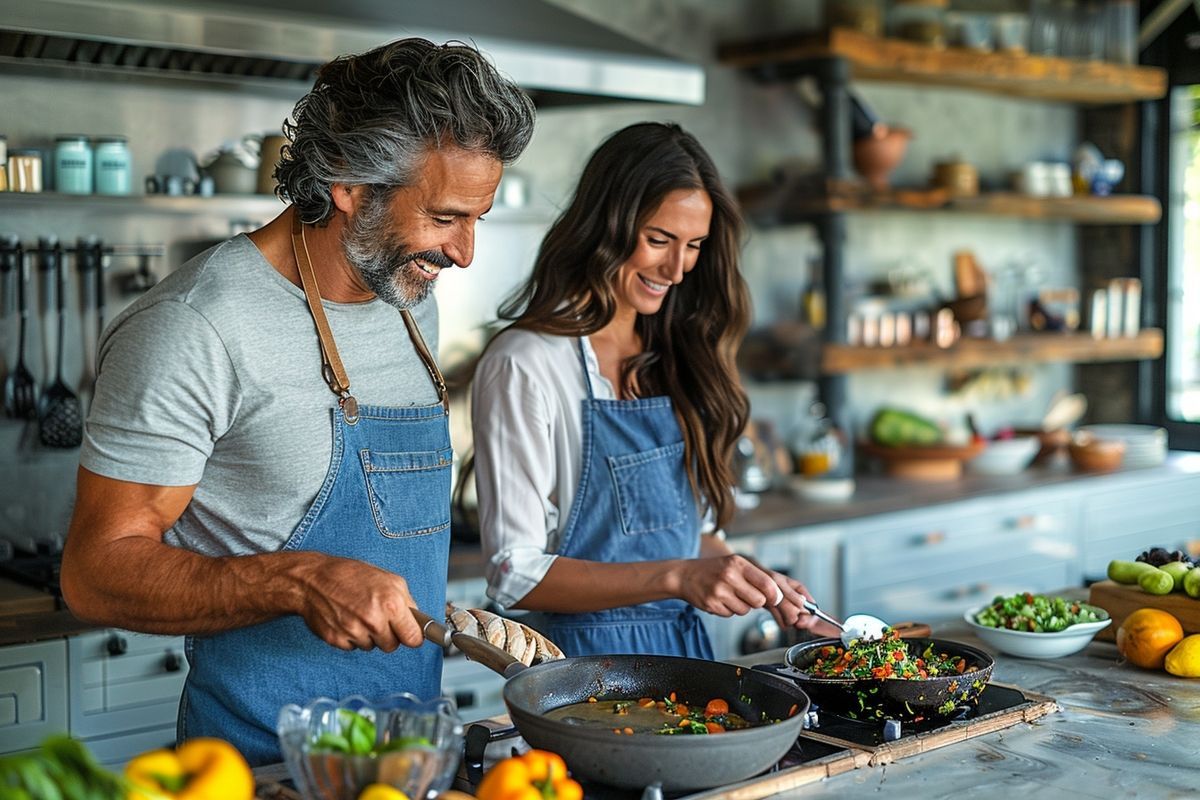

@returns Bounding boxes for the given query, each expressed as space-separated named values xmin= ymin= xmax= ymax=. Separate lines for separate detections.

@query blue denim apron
xmin=179 ymin=217 xmax=451 ymax=766
xmin=538 ymin=338 xmax=714 ymax=659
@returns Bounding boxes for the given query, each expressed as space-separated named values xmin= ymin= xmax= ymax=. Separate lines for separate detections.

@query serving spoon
xmin=802 ymin=599 xmax=890 ymax=646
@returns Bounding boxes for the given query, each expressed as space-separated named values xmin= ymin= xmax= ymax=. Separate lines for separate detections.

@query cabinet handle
xmin=454 ymin=690 xmax=476 ymax=709
xmin=913 ymin=531 xmax=946 ymax=547
xmin=163 ymin=651 xmax=183 ymax=672
xmin=106 ymin=634 xmax=127 ymax=656
xmin=1006 ymin=514 xmax=1053 ymax=531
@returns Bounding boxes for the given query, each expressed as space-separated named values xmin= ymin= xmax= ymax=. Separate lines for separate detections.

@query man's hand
xmin=293 ymin=556 xmax=425 ymax=652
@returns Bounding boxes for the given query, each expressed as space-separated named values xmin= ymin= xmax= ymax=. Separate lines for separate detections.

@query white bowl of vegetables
xmin=964 ymin=593 xmax=1111 ymax=659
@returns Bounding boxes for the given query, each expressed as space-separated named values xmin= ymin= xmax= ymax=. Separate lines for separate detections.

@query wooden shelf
xmin=821 ymin=329 xmax=1163 ymax=374
xmin=739 ymin=188 xmax=1163 ymax=225
xmin=718 ymin=28 xmax=1167 ymax=104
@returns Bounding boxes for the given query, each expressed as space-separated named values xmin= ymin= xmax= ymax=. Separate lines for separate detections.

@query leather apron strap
xmin=289 ymin=213 xmax=450 ymax=421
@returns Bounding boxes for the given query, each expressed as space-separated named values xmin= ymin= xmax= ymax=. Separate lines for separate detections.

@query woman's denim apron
xmin=179 ymin=217 xmax=451 ymax=766
xmin=538 ymin=338 xmax=714 ymax=659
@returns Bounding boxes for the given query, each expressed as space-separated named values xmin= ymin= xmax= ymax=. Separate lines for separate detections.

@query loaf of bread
xmin=444 ymin=603 xmax=564 ymax=665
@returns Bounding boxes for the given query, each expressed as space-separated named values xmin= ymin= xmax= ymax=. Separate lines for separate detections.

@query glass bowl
xmin=277 ymin=693 xmax=463 ymax=800
xmin=963 ymin=605 xmax=1111 ymax=659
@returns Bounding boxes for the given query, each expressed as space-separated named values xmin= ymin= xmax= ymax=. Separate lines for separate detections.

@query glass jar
xmin=54 ymin=135 xmax=93 ymax=194
xmin=7 ymin=149 xmax=43 ymax=193
xmin=824 ymin=0 xmax=885 ymax=37
xmin=94 ymin=136 xmax=132 ymax=195
xmin=0 ymin=135 xmax=7 ymax=191
xmin=890 ymin=0 xmax=948 ymax=48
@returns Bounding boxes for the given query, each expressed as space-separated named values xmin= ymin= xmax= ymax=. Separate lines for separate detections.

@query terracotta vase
xmin=853 ymin=125 xmax=913 ymax=192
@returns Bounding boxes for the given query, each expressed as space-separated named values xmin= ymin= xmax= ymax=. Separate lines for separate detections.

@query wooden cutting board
xmin=1088 ymin=580 xmax=1200 ymax=641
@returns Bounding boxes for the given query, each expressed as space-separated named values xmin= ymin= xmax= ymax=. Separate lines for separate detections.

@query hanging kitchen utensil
xmin=3 ymin=241 xmax=38 ymax=419
xmin=0 ymin=235 xmax=17 ymax=381
xmin=411 ymin=609 xmax=811 ymax=792
xmin=36 ymin=237 xmax=57 ymax=411
xmin=38 ymin=240 xmax=82 ymax=448
xmin=75 ymin=237 xmax=100 ymax=412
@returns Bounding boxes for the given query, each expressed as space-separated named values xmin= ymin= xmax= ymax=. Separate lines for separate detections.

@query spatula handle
xmin=801 ymin=599 xmax=845 ymax=631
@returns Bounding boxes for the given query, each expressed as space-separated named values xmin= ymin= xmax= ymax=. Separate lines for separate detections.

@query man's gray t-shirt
xmin=81 ymin=234 xmax=440 ymax=556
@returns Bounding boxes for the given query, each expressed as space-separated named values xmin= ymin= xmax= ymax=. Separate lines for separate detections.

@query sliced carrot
xmin=704 ymin=699 xmax=730 ymax=717
xmin=705 ymin=722 xmax=725 ymax=734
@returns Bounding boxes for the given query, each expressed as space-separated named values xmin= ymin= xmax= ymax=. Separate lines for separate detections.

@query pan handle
xmin=409 ymin=608 xmax=527 ymax=679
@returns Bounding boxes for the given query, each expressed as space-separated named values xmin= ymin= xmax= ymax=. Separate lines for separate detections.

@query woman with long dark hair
xmin=470 ymin=123 xmax=832 ymax=657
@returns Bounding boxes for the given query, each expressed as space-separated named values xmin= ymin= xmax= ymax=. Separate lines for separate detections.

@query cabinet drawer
xmin=441 ymin=656 xmax=506 ymax=723
xmin=84 ymin=725 xmax=178 ymax=769
xmin=843 ymin=499 xmax=1076 ymax=594
xmin=0 ymin=639 xmax=68 ymax=755
xmin=844 ymin=556 xmax=1074 ymax=625
xmin=68 ymin=630 xmax=188 ymax=739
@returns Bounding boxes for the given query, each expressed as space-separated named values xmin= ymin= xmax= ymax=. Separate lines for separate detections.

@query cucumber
xmin=1107 ymin=560 xmax=1158 ymax=585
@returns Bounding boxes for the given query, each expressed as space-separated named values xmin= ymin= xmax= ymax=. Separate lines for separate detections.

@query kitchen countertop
xmin=7 ymin=454 xmax=1199 ymax=646
xmin=733 ymin=623 xmax=1200 ymax=798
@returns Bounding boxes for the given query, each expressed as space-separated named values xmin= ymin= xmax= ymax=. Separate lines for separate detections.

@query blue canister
xmin=94 ymin=136 xmax=132 ymax=196
xmin=54 ymin=135 xmax=93 ymax=194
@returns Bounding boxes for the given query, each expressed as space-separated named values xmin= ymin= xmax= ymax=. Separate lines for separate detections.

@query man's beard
xmin=341 ymin=189 xmax=454 ymax=310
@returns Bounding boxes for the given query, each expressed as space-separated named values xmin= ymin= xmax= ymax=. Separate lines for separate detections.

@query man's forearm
xmin=62 ymin=535 xmax=315 ymax=635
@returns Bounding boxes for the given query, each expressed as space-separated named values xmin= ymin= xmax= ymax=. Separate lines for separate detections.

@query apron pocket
xmin=360 ymin=447 xmax=453 ymax=537
xmin=607 ymin=441 xmax=687 ymax=535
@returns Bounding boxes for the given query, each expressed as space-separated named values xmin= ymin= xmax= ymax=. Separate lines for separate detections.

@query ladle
xmin=802 ymin=599 xmax=889 ymax=646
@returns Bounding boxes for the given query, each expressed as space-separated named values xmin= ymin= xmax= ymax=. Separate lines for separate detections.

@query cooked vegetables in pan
xmin=545 ymin=693 xmax=768 ymax=735
xmin=808 ymin=628 xmax=977 ymax=680
xmin=973 ymin=592 xmax=1106 ymax=633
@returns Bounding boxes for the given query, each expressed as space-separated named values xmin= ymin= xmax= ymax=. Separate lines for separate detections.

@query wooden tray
xmin=859 ymin=440 xmax=985 ymax=481
xmin=1088 ymin=580 xmax=1200 ymax=642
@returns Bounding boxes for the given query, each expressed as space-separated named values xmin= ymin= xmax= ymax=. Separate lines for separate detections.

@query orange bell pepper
xmin=476 ymin=749 xmax=582 ymax=800
xmin=125 ymin=737 xmax=254 ymax=800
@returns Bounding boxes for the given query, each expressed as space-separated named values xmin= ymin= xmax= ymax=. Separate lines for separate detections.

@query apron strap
xmin=290 ymin=212 xmax=450 ymax=418
xmin=291 ymin=213 xmax=359 ymax=423
xmin=575 ymin=337 xmax=596 ymax=401
xmin=401 ymin=308 xmax=450 ymax=413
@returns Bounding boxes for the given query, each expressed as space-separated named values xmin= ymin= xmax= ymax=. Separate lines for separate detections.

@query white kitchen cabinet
xmin=841 ymin=489 xmax=1082 ymax=624
xmin=0 ymin=639 xmax=68 ymax=755
xmin=1079 ymin=470 xmax=1200 ymax=578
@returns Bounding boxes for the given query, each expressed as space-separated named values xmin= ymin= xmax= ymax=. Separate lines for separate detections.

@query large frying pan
xmin=781 ymin=636 xmax=994 ymax=723
xmin=413 ymin=610 xmax=810 ymax=792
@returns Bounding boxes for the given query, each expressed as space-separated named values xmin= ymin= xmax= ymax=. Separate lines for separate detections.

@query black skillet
xmin=778 ymin=636 xmax=994 ymax=723
xmin=413 ymin=609 xmax=811 ymax=792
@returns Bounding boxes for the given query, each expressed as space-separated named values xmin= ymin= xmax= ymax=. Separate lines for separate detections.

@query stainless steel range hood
xmin=0 ymin=0 xmax=705 ymax=107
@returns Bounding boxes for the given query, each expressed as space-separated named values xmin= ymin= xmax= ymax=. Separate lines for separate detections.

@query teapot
xmin=203 ymin=138 xmax=259 ymax=195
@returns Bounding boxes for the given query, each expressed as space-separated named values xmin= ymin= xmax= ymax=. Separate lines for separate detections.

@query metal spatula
xmin=3 ymin=241 xmax=38 ymax=419
xmin=38 ymin=242 xmax=82 ymax=448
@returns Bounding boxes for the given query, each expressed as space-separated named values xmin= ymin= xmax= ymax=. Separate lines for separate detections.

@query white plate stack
xmin=1078 ymin=424 xmax=1168 ymax=468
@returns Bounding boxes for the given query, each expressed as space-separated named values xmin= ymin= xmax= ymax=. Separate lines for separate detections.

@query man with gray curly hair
xmin=61 ymin=38 xmax=535 ymax=764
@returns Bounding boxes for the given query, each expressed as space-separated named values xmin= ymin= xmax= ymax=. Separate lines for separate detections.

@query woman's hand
xmin=765 ymin=573 xmax=842 ymax=637
xmin=675 ymin=554 xmax=793 ymax=617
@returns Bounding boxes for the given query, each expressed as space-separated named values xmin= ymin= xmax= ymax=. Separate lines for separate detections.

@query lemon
xmin=358 ymin=784 xmax=410 ymax=800
xmin=1165 ymin=634 xmax=1200 ymax=678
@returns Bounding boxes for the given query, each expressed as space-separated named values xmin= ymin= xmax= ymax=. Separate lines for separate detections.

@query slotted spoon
xmin=38 ymin=242 xmax=82 ymax=448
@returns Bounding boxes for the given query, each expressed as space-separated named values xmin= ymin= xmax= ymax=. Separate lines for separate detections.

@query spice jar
xmin=94 ymin=136 xmax=133 ymax=195
xmin=7 ymin=149 xmax=43 ymax=193
xmin=54 ymin=135 xmax=93 ymax=194
xmin=0 ymin=135 xmax=7 ymax=191
xmin=890 ymin=0 xmax=948 ymax=48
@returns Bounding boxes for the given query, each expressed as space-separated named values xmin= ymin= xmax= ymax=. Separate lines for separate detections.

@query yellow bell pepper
xmin=476 ymin=750 xmax=582 ymax=800
xmin=125 ymin=737 xmax=254 ymax=800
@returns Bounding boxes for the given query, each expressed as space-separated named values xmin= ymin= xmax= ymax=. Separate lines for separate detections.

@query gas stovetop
xmin=455 ymin=682 xmax=1055 ymax=800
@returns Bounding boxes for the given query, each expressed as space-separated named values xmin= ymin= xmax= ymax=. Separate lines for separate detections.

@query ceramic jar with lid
xmin=94 ymin=136 xmax=132 ymax=195
xmin=824 ymin=0 xmax=884 ymax=37
xmin=890 ymin=0 xmax=948 ymax=48
xmin=54 ymin=135 xmax=93 ymax=194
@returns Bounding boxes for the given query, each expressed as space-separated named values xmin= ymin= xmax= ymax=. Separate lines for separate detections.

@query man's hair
xmin=276 ymin=38 xmax=536 ymax=224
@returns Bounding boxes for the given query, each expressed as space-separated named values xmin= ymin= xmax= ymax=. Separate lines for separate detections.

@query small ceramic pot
xmin=853 ymin=126 xmax=912 ymax=192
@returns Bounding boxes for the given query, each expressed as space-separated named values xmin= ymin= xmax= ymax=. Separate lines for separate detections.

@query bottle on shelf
xmin=802 ymin=257 xmax=827 ymax=331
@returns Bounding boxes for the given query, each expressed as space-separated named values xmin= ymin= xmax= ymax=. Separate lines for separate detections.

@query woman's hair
xmin=500 ymin=122 xmax=751 ymax=529
xmin=276 ymin=38 xmax=536 ymax=224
